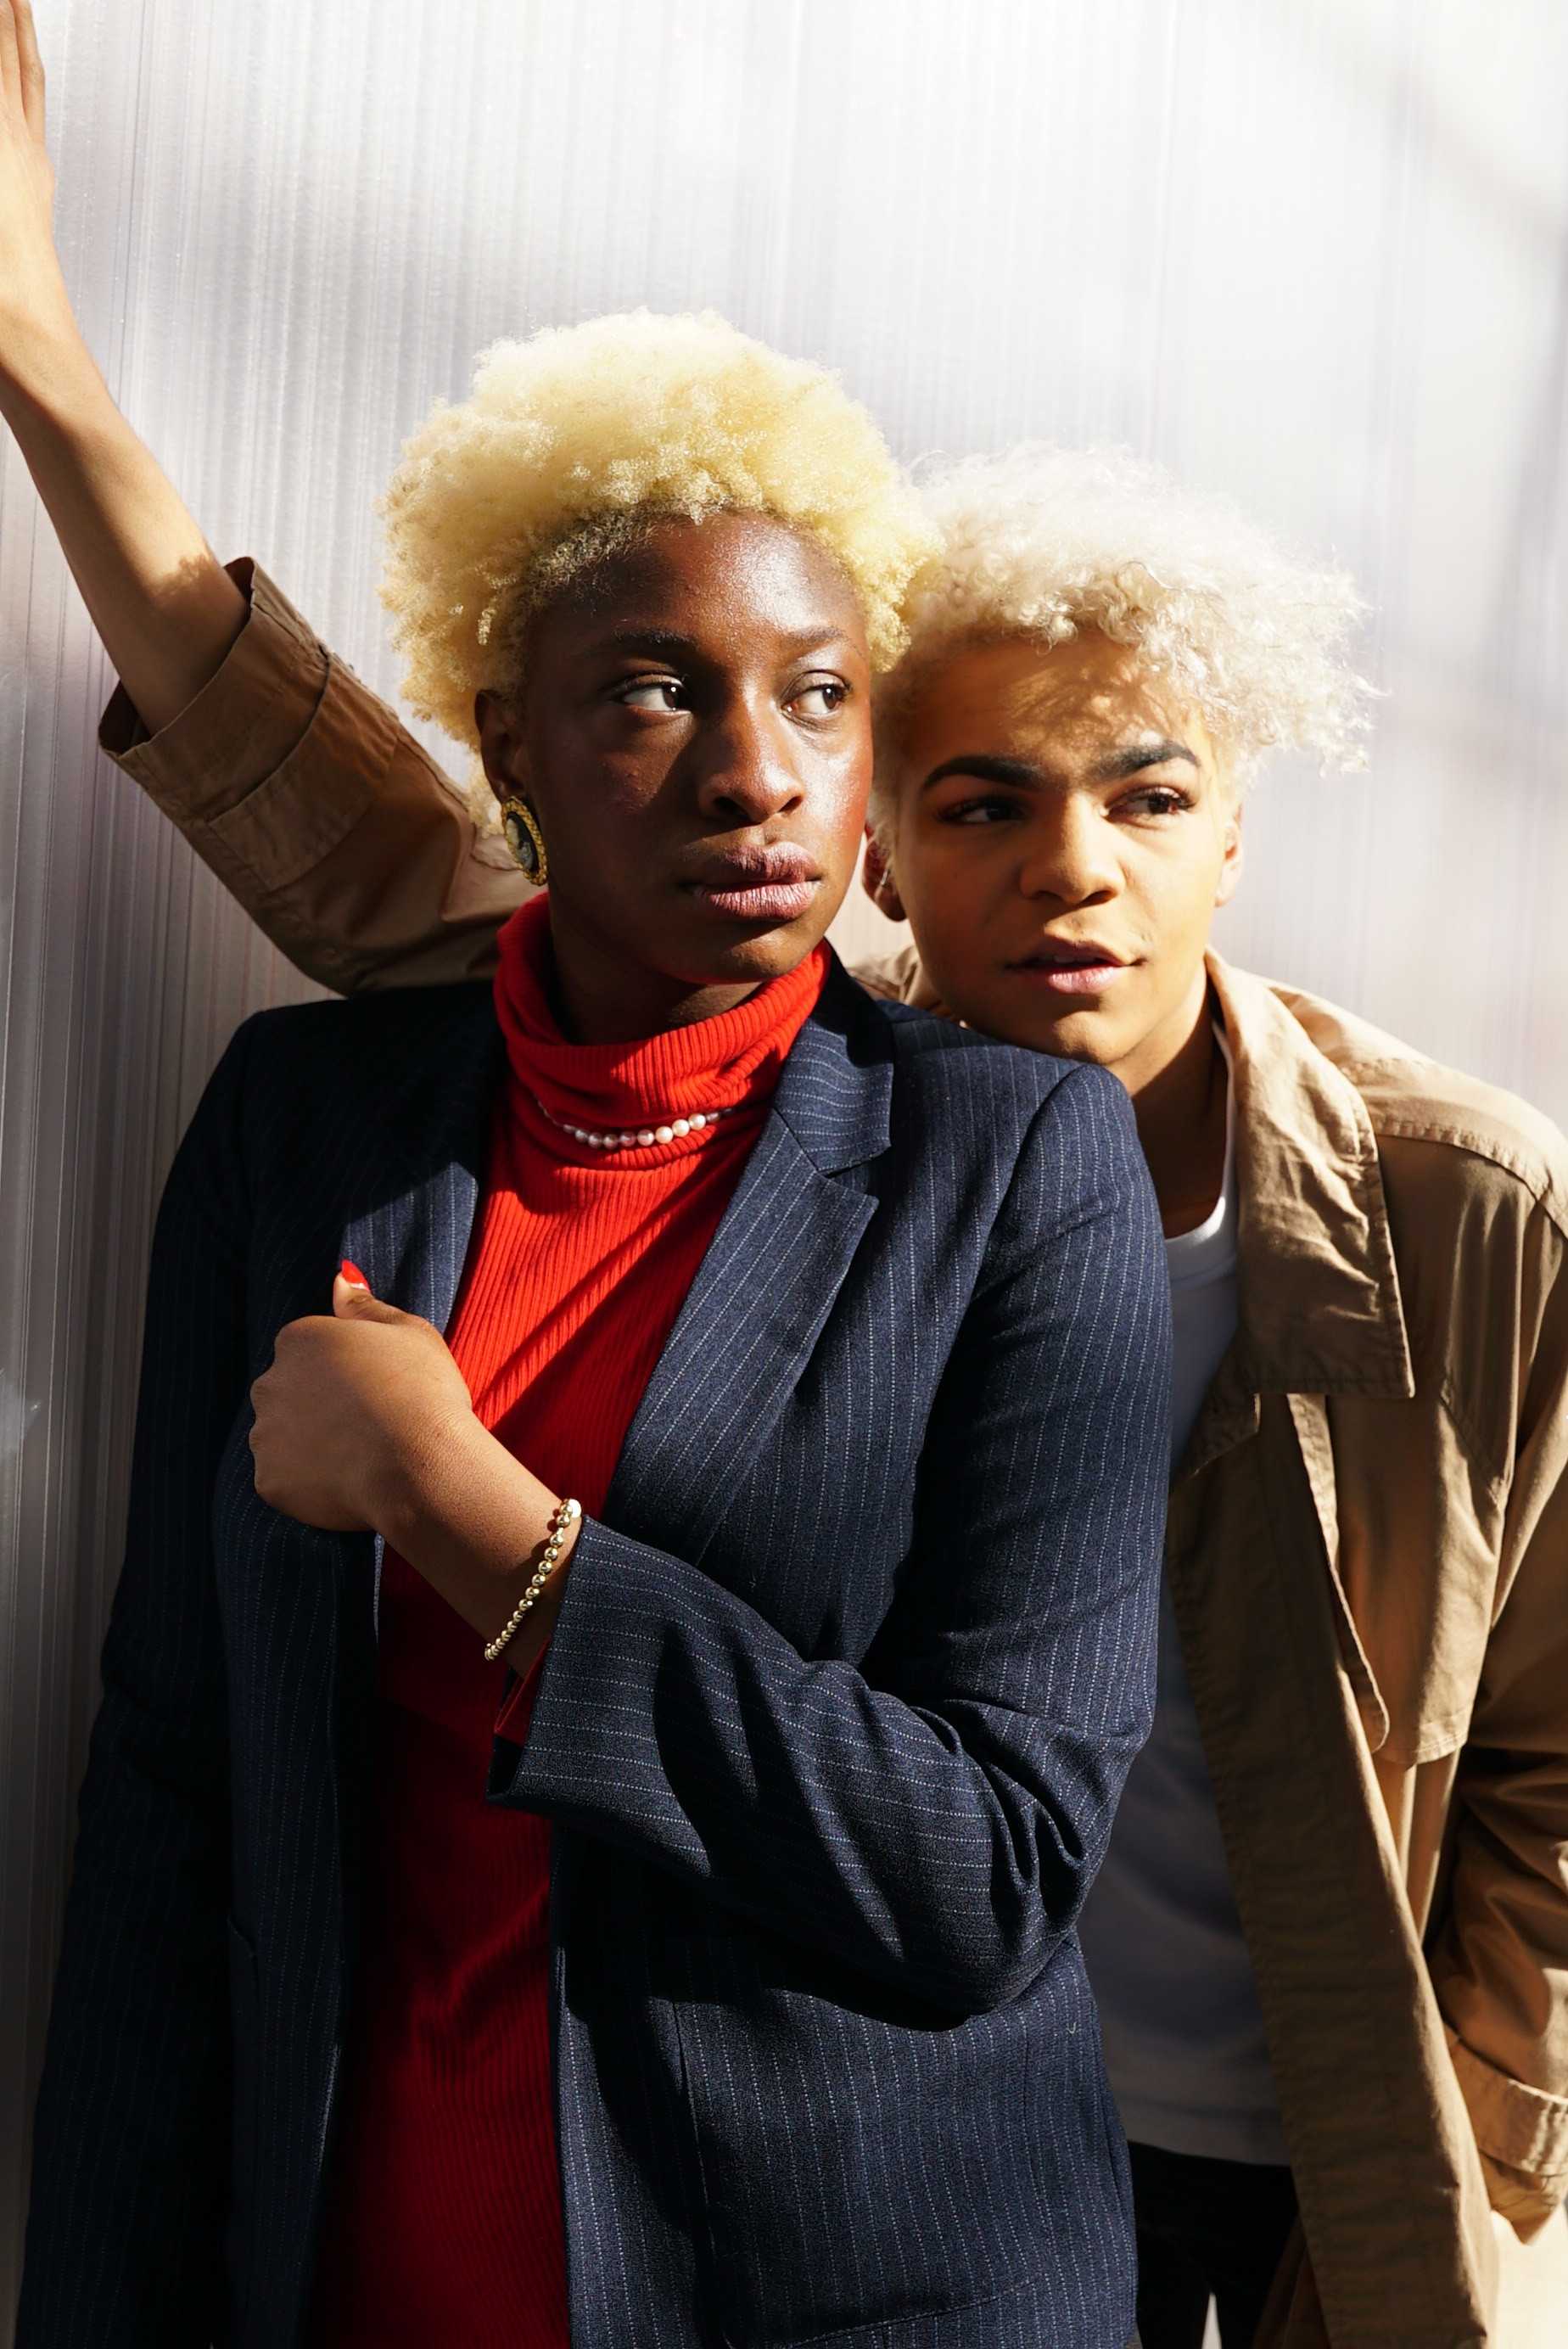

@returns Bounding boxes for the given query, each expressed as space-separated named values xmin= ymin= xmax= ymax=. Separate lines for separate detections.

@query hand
xmin=249 ymin=1267 xmax=478 ymax=1533
xmin=0 ymin=0 xmax=77 ymax=367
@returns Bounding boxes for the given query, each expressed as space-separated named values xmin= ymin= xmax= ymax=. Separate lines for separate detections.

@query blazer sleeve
xmin=490 ymin=1061 xmax=1171 ymax=2015
xmin=98 ymin=559 xmax=520 ymax=995
xmin=1427 ymin=1197 xmax=1568 ymax=2234
xmin=17 ymin=1024 xmax=258 ymax=2346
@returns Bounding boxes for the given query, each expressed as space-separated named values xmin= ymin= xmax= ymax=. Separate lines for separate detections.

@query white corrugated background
xmin=2 ymin=0 xmax=1565 ymax=2324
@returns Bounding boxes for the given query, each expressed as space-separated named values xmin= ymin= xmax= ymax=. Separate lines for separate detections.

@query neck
xmin=546 ymin=909 xmax=764 ymax=1045
xmin=1116 ymin=968 xmax=1228 ymax=1237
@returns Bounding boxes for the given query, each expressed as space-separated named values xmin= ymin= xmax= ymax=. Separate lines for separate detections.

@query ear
xmin=1213 ymin=793 xmax=1246 ymax=911
xmin=474 ymin=688 xmax=531 ymax=808
xmin=860 ymin=828 xmax=908 ymax=924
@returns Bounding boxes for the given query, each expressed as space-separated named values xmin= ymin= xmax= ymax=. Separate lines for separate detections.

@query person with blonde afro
xmin=5 ymin=13 xmax=1172 ymax=2349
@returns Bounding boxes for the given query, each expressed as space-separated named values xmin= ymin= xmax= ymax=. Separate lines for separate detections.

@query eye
xmin=613 ymin=676 xmax=686 ymax=713
xmin=789 ymin=677 xmax=851 ymax=720
xmin=937 ymin=793 xmax=1022 ymax=826
xmin=1119 ymin=783 xmax=1195 ymax=818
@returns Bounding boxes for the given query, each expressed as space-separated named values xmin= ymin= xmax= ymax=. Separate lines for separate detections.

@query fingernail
xmin=339 ymin=1259 xmax=370 ymax=1290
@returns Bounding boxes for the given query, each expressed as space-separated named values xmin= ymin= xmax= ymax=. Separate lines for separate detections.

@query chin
xmin=701 ymin=923 xmax=832 ymax=984
xmin=959 ymin=993 xmax=1123 ymax=1067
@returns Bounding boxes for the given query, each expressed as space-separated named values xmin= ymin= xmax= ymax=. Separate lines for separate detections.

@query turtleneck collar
xmin=492 ymin=894 xmax=829 ymax=1163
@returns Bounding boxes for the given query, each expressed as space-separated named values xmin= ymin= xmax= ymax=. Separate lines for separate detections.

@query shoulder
xmin=232 ymin=982 xmax=495 ymax=1075
xmin=837 ymin=947 xmax=1139 ymax=1148
xmin=1269 ymin=980 xmax=1568 ymax=1246
xmin=839 ymin=984 xmax=1147 ymax=1235
xmin=872 ymin=987 xmax=1132 ymax=1130
xmin=211 ymin=984 xmax=497 ymax=1174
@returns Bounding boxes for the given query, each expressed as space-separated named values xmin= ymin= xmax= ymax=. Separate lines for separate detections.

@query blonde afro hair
xmin=876 ymin=444 xmax=1374 ymax=827
xmin=378 ymin=309 xmax=932 ymax=748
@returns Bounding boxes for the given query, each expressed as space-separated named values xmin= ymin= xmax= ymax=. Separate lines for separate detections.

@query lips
xmin=1006 ymin=939 xmax=1133 ymax=995
xmin=685 ymin=845 xmax=822 ymax=924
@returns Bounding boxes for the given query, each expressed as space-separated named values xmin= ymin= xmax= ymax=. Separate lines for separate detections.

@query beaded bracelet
xmin=482 ymin=1496 xmax=583 ymax=1663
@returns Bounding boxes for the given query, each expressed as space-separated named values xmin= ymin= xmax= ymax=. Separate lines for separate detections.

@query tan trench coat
xmin=100 ymin=566 xmax=1568 ymax=2346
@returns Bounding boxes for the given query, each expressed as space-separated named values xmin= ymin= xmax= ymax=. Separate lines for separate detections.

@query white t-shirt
xmin=1076 ymin=1031 xmax=1290 ymax=2167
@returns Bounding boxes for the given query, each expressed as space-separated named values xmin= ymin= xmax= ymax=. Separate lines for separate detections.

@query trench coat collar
xmin=1207 ymin=952 xmax=1414 ymax=1404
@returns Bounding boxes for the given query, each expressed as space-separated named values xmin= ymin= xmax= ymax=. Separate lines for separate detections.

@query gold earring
xmin=499 ymin=797 xmax=548 ymax=886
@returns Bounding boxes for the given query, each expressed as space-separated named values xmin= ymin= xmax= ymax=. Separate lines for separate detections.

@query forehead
xmin=538 ymin=511 xmax=866 ymax=651
xmin=904 ymin=631 xmax=1212 ymax=768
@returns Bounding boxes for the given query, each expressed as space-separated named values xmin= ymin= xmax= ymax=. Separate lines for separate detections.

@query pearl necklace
xmin=534 ymin=1096 xmax=733 ymax=1152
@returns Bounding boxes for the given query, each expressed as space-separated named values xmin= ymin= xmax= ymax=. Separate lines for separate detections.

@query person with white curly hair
xmin=6 ymin=3 xmax=1568 ymax=2344
xmin=854 ymin=452 xmax=1568 ymax=2346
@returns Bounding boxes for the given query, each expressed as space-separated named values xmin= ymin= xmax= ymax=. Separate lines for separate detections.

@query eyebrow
xmin=591 ymin=628 xmax=708 ymax=663
xmin=920 ymin=740 xmax=1201 ymax=797
xmin=919 ymin=754 xmax=1044 ymax=795
xmin=1091 ymin=739 xmax=1200 ymax=780
xmin=593 ymin=625 xmax=857 ymax=660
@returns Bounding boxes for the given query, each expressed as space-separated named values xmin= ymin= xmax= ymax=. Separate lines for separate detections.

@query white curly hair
xmin=378 ymin=309 xmax=932 ymax=759
xmin=872 ymin=443 xmax=1374 ymax=843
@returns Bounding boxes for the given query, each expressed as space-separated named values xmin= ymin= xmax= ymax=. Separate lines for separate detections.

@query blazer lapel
xmin=327 ymin=966 xmax=893 ymax=1600
xmin=336 ymin=986 xmax=502 ymax=1331
xmin=606 ymin=961 xmax=892 ymax=1562
xmin=330 ymin=987 xmax=501 ymax=1651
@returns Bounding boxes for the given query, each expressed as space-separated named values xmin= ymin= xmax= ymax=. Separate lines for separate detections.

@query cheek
xmin=1129 ymin=854 xmax=1223 ymax=977
xmin=911 ymin=832 xmax=1016 ymax=939
xmin=813 ymin=737 xmax=876 ymax=844
xmin=894 ymin=844 xmax=999 ymax=975
xmin=528 ymin=735 xmax=666 ymax=861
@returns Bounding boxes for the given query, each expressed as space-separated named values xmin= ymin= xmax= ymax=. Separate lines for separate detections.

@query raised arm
xmin=0 ymin=0 xmax=245 ymax=727
xmin=0 ymin=0 xmax=515 ymax=993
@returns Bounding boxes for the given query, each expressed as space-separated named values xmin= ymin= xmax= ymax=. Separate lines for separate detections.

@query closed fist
xmin=249 ymin=1270 xmax=475 ymax=1533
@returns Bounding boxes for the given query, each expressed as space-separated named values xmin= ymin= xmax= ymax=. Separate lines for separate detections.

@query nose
xmin=691 ymin=696 xmax=805 ymax=828
xmin=1017 ymin=799 xmax=1122 ymax=907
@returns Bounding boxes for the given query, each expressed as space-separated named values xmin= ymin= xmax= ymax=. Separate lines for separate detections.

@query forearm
xmin=372 ymin=1394 xmax=1128 ymax=2008
xmin=495 ymin=1517 xmax=1123 ymax=2011
xmin=498 ymin=1081 xmax=1168 ymax=2004
xmin=98 ymin=558 xmax=518 ymax=997
xmin=378 ymin=1410 xmax=579 ymax=1674
xmin=1430 ymin=1762 xmax=1568 ymax=2227
xmin=2 ymin=320 xmax=245 ymax=732
xmin=0 ymin=0 xmax=504 ymax=997
xmin=1432 ymin=1281 xmax=1568 ymax=2223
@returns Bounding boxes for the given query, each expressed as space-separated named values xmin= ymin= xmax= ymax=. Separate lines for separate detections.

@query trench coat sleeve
xmin=98 ymin=559 xmax=518 ymax=994
xmin=1427 ymin=1197 xmax=1568 ymax=2235
xmin=490 ymin=1066 xmax=1171 ymax=2016
xmin=17 ymin=1023 xmax=259 ymax=2346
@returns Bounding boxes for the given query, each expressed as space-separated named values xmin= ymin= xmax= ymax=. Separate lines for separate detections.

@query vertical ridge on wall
xmin=2 ymin=0 xmax=1565 ymax=2328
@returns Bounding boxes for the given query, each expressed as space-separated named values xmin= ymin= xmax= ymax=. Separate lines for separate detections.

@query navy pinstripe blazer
xmin=20 ymin=956 xmax=1169 ymax=2349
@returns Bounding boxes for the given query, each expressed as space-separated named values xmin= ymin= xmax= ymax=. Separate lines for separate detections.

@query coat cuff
xmin=484 ymin=1517 xmax=651 ymax=1812
xmin=494 ymin=1651 xmax=546 ymax=1745
xmin=1447 ymin=2028 xmax=1568 ymax=2234
xmin=97 ymin=558 xmax=383 ymax=893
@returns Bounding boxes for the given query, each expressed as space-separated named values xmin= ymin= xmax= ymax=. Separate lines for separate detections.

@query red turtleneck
xmin=309 ymin=898 xmax=827 ymax=2347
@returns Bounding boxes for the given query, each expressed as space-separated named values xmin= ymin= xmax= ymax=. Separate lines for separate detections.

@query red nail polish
xmin=339 ymin=1259 xmax=369 ymax=1288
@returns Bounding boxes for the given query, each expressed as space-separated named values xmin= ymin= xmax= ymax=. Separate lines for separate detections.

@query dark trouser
xmin=1128 ymin=2141 xmax=1299 ymax=2349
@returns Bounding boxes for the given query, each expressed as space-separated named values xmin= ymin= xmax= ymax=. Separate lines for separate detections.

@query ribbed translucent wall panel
xmin=2 ymin=0 xmax=1565 ymax=2319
